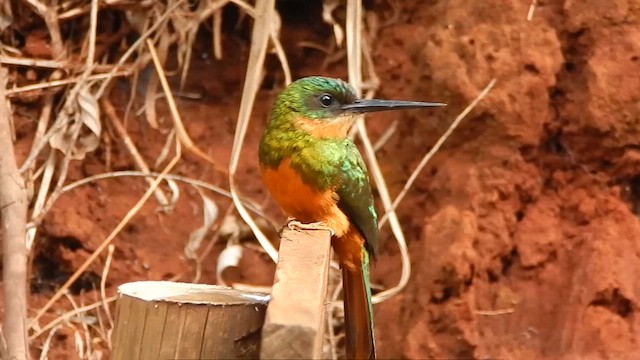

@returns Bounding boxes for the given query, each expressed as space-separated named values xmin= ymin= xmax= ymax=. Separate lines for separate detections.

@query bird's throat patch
xmin=294 ymin=114 xmax=355 ymax=138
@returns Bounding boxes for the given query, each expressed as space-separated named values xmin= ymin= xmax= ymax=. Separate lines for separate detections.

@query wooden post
xmin=111 ymin=281 xmax=268 ymax=360
xmin=260 ymin=228 xmax=333 ymax=359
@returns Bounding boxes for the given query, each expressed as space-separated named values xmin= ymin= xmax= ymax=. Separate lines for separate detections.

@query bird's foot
xmin=286 ymin=218 xmax=335 ymax=236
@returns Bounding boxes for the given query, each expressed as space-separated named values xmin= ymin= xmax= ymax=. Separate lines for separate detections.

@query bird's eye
xmin=318 ymin=93 xmax=334 ymax=107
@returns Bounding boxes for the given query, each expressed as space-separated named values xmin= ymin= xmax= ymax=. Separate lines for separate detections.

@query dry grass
xmin=0 ymin=0 xmax=496 ymax=358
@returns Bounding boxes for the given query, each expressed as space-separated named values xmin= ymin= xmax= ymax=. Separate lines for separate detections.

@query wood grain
xmin=260 ymin=228 xmax=332 ymax=359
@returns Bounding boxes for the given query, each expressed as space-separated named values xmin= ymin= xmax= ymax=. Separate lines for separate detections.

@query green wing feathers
xmin=335 ymin=142 xmax=378 ymax=359
xmin=335 ymin=141 xmax=379 ymax=256
xmin=289 ymin=138 xmax=379 ymax=256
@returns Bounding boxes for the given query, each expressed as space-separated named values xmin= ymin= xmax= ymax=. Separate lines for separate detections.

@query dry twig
xmin=475 ymin=308 xmax=515 ymax=316
xmin=0 ymin=67 xmax=29 ymax=359
xmin=38 ymin=325 xmax=61 ymax=360
xmin=527 ymin=0 xmax=538 ymax=21
xmin=58 ymin=170 xmax=270 ymax=220
xmin=6 ymin=71 xmax=130 ymax=98
xmin=101 ymin=97 xmax=172 ymax=208
xmin=30 ymin=296 xmax=118 ymax=341
xmin=229 ymin=0 xmax=279 ymax=263
xmin=146 ymin=38 xmax=227 ymax=173
xmin=100 ymin=245 xmax=116 ymax=349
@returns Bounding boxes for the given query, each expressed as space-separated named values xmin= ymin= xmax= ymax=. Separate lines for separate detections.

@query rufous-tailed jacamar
xmin=259 ymin=76 xmax=444 ymax=359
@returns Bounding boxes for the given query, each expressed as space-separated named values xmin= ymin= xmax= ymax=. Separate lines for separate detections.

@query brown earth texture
xmin=4 ymin=0 xmax=640 ymax=359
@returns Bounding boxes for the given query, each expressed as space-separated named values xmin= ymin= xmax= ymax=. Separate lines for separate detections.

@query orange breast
xmin=261 ymin=159 xmax=351 ymax=238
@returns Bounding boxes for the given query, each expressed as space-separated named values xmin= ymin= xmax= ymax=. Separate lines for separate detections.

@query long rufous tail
xmin=342 ymin=249 xmax=376 ymax=359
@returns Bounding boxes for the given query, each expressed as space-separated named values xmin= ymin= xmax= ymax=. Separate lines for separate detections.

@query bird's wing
xmin=335 ymin=140 xmax=379 ymax=256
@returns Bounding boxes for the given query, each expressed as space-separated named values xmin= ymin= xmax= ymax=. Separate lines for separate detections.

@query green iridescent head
xmin=270 ymin=76 xmax=446 ymax=123
xmin=271 ymin=76 xmax=357 ymax=120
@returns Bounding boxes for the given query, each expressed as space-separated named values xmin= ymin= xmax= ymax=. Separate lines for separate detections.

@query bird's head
xmin=269 ymin=76 xmax=445 ymax=138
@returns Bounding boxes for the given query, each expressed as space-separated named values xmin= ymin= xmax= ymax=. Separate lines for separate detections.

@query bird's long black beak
xmin=341 ymin=99 xmax=446 ymax=114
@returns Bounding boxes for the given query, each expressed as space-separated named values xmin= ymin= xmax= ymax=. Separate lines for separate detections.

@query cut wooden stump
xmin=111 ymin=281 xmax=268 ymax=360
xmin=260 ymin=228 xmax=333 ymax=359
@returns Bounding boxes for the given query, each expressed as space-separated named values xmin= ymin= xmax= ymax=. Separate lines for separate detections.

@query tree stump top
xmin=118 ymin=280 xmax=269 ymax=305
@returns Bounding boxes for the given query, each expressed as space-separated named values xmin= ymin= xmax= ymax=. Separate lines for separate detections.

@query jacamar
xmin=259 ymin=76 xmax=444 ymax=359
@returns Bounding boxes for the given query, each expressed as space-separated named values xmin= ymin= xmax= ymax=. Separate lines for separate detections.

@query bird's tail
xmin=342 ymin=248 xmax=376 ymax=359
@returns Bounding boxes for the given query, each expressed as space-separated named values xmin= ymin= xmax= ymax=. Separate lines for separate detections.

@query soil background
xmin=5 ymin=0 xmax=640 ymax=359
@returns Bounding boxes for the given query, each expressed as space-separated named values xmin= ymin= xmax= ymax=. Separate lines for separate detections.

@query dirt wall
xmin=371 ymin=1 xmax=640 ymax=358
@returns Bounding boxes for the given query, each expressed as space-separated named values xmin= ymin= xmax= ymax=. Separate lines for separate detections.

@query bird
xmin=259 ymin=76 xmax=445 ymax=359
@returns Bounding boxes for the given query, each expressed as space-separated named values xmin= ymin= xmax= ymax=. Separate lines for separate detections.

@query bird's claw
xmin=286 ymin=219 xmax=335 ymax=236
